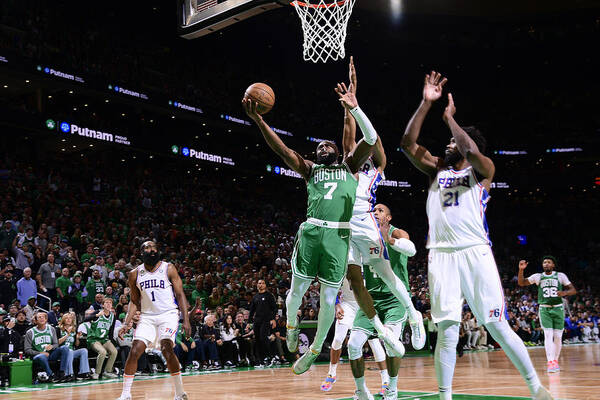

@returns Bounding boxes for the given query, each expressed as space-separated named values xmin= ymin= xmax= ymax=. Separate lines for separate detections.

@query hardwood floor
xmin=2 ymin=344 xmax=598 ymax=399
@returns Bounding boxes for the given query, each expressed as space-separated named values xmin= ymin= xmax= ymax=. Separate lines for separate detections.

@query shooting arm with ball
xmin=242 ymin=98 xmax=313 ymax=181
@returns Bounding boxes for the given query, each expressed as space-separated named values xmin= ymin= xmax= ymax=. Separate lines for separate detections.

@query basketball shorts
xmin=338 ymin=300 xmax=359 ymax=328
xmin=428 ymin=245 xmax=505 ymax=325
xmin=291 ymin=220 xmax=350 ymax=287
xmin=539 ymin=306 xmax=565 ymax=330
xmin=134 ymin=310 xmax=180 ymax=346
xmin=347 ymin=212 xmax=389 ymax=266
xmin=352 ymin=296 xmax=407 ymax=336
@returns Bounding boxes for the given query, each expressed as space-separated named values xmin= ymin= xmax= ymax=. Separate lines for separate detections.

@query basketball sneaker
xmin=382 ymin=386 xmax=398 ymax=400
xmin=409 ymin=311 xmax=426 ymax=350
xmin=320 ymin=375 xmax=336 ymax=391
xmin=552 ymin=360 xmax=560 ymax=372
xmin=115 ymin=396 xmax=131 ymax=400
xmin=379 ymin=382 xmax=389 ymax=396
xmin=292 ymin=348 xmax=319 ymax=375
xmin=287 ymin=318 xmax=300 ymax=352
xmin=533 ymin=386 xmax=554 ymax=400
xmin=380 ymin=326 xmax=405 ymax=358
xmin=174 ymin=394 xmax=188 ymax=400
xmin=352 ymin=389 xmax=374 ymax=400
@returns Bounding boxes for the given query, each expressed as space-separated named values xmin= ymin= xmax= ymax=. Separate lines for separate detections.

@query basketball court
xmin=1 ymin=345 xmax=598 ymax=399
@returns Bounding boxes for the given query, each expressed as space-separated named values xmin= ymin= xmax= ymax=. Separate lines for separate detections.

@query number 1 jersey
xmin=136 ymin=261 xmax=178 ymax=315
xmin=426 ymin=166 xmax=491 ymax=250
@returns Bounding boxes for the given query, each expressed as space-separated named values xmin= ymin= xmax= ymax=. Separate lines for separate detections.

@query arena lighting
xmin=595 ymin=177 xmax=600 ymax=186
xmin=0 ymin=55 xmax=7 ymax=63
xmin=37 ymin=65 xmax=84 ymax=83
xmin=379 ymin=180 xmax=411 ymax=188
xmin=267 ymin=165 xmax=303 ymax=179
xmin=108 ymin=84 xmax=149 ymax=100
xmin=221 ymin=114 xmax=293 ymax=136
xmin=306 ymin=136 xmax=330 ymax=143
xmin=490 ymin=182 xmax=510 ymax=189
xmin=546 ymin=147 xmax=583 ymax=153
xmin=174 ymin=145 xmax=235 ymax=166
xmin=494 ymin=150 xmax=528 ymax=155
xmin=46 ymin=117 xmax=131 ymax=146
xmin=168 ymin=100 xmax=203 ymax=114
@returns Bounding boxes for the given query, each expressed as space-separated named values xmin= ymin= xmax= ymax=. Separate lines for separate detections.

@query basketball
xmin=244 ymin=82 xmax=275 ymax=114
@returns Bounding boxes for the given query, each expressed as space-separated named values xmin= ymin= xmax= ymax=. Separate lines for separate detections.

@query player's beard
xmin=316 ymin=152 xmax=338 ymax=165
xmin=444 ymin=150 xmax=463 ymax=167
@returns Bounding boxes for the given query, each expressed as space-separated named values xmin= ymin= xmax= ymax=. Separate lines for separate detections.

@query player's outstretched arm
xmin=242 ymin=98 xmax=312 ymax=180
xmin=119 ymin=269 xmax=140 ymax=339
xmin=169 ymin=264 xmax=191 ymax=336
xmin=401 ymin=71 xmax=447 ymax=178
xmin=336 ymin=82 xmax=377 ymax=172
xmin=341 ymin=56 xmax=358 ymax=157
xmin=517 ymin=260 xmax=532 ymax=287
xmin=442 ymin=93 xmax=495 ymax=185
xmin=373 ymin=136 xmax=386 ymax=171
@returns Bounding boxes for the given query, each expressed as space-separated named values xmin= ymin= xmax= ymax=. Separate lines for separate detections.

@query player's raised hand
xmin=335 ymin=82 xmax=358 ymax=110
xmin=349 ymin=56 xmax=357 ymax=94
xmin=443 ymin=93 xmax=456 ymax=122
xmin=518 ymin=260 xmax=528 ymax=270
xmin=242 ymin=98 xmax=262 ymax=122
xmin=423 ymin=70 xmax=447 ymax=103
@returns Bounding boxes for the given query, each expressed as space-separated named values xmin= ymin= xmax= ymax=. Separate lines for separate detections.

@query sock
xmin=121 ymin=374 xmax=134 ymax=397
xmin=380 ymin=369 xmax=389 ymax=384
xmin=435 ymin=321 xmax=459 ymax=398
xmin=371 ymin=315 xmax=386 ymax=336
xmin=542 ymin=328 xmax=555 ymax=362
xmin=389 ymin=375 xmax=398 ymax=391
xmin=370 ymin=258 xmax=418 ymax=319
xmin=354 ymin=375 xmax=369 ymax=393
xmin=486 ymin=321 xmax=541 ymax=395
xmin=286 ymin=276 xmax=312 ymax=327
xmin=328 ymin=363 xmax=338 ymax=377
xmin=311 ymin=285 xmax=338 ymax=353
xmin=171 ymin=372 xmax=184 ymax=396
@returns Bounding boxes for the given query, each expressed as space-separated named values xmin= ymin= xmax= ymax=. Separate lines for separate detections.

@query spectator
xmin=108 ymin=269 xmax=127 ymax=293
xmin=55 ymin=268 xmax=72 ymax=311
xmin=86 ymin=298 xmax=118 ymax=379
xmin=91 ymin=257 xmax=108 ymax=282
xmin=424 ymin=310 xmax=437 ymax=354
xmin=219 ymin=314 xmax=239 ymax=367
xmin=0 ymin=267 xmax=18 ymax=308
xmin=201 ymin=315 xmax=221 ymax=369
xmin=37 ymin=253 xmax=61 ymax=308
xmin=68 ymin=272 xmax=87 ymax=314
xmin=0 ymin=311 xmax=20 ymax=356
xmin=85 ymin=269 xmax=105 ymax=304
xmin=12 ymin=239 xmax=33 ymax=272
xmin=249 ymin=279 xmax=276 ymax=366
xmin=174 ymin=321 xmax=196 ymax=371
xmin=24 ymin=311 xmax=70 ymax=383
xmin=23 ymin=297 xmax=39 ymax=324
xmin=0 ymin=222 xmax=16 ymax=250
xmin=13 ymin=310 xmax=31 ymax=339
xmin=48 ymin=302 xmax=62 ymax=327
xmin=57 ymin=312 xmax=93 ymax=381
xmin=16 ymin=267 xmax=37 ymax=307
xmin=234 ymin=311 xmax=255 ymax=366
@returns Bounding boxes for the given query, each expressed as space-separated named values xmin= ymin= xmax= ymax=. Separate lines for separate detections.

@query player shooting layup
xmin=243 ymin=81 xmax=377 ymax=375
xmin=116 ymin=241 xmax=191 ymax=400
xmin=401 ymin=72 xmax=552 ymax=400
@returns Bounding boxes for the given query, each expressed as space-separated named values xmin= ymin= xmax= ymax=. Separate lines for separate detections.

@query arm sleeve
xmin=557 ymin=272 xmax=571 ymax=286
xmin=527 ymin=273 xmax=541 ymax=285
xmin=390 ymin=238 xmax=416 ymax=257
xmin=349 ymin=106 xmax=378 ymax=145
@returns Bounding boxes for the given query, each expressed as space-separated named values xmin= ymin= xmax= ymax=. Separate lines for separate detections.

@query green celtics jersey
xmin=87 ymin=312 xmax=114 ymax=344
xmin=306 ymin=163 xmax=357 ymax=222
xmin=538 ymin=272 xmax=563 ymax=306
xmin=60 ymin=329 xmax=76 ymax=350
xmin=364 ymin=226 xmax=410 ymax=301
xmin=31 ymin=326 xmax=54 ymax=352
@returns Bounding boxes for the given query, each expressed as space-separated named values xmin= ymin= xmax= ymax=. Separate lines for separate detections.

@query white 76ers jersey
xmin=353 ymin=158 xmax=384 ymax=215
xmin=426 ymin=167 xmax=491 ymax=249
xmin=136 ymin=261 xmax=178 ymax=315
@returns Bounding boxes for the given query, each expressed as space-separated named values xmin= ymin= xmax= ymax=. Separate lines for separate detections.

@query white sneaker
xmin=409 ymin=311 xmax=426 ymax=350
xmin=353 ymin=389 xmax=375 ymax=400
xmin=116 ymin=396 xmax=131 ymax=400
xmin=382 ymin=387 xmax=398 ymax=400
xmin=534 ymin=386 xmax=553 ymax=400
xmin=102 ymin=372 xmax=118 ymax=379
xmin=91 ymin=373 xmax=99 ymax=380
xmin=174 ymin=394 xmax=189 ymax=400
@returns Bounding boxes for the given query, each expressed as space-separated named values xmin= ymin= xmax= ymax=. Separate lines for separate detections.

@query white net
xmin=291 ymin=0 xmax=357 ymax=63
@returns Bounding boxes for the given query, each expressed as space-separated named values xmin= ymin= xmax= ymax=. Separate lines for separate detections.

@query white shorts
xmin=347 ymin=213 xmax=389 ymax=266
xmin=338 ymin=300 xmax=359 ymax=328
xmin=428 ymin=245 xmax=505 ymax=325
xmin=133 ymin=310 xmax=180 ymax=346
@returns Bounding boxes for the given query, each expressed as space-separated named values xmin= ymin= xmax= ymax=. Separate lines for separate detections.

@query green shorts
xmin=539 ymin=306 xmax=565 ymax=330
xmin=352 ymin=296 xmax=407 ymax=336
xmin=291 ymin=221 xmax=350 ymax=287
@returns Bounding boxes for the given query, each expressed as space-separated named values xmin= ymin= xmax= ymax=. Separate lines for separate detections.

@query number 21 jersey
xmin=426 ymin=167 xmax=491 ymax=250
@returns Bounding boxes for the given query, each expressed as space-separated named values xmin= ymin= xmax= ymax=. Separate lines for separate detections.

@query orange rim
xmin=290 ymin=0 xmax=346 ymax=8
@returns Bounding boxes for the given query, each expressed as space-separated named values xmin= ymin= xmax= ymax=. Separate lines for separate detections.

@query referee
xmin=249 ymin=279 xmax=277 ymax=365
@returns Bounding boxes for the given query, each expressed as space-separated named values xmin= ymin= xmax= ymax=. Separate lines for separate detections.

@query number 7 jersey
xmin=136 ymin=261 xmax=178 ymax=315
xmin=426 ymin=166 xmax=491 ymax=250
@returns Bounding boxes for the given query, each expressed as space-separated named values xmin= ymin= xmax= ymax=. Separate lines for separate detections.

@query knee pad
xmin=368 ymin=339 xmax=386 ymax=362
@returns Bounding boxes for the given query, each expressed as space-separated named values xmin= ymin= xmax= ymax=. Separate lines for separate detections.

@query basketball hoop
xmin=290 ymin=0 xmax=357 ymax=63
